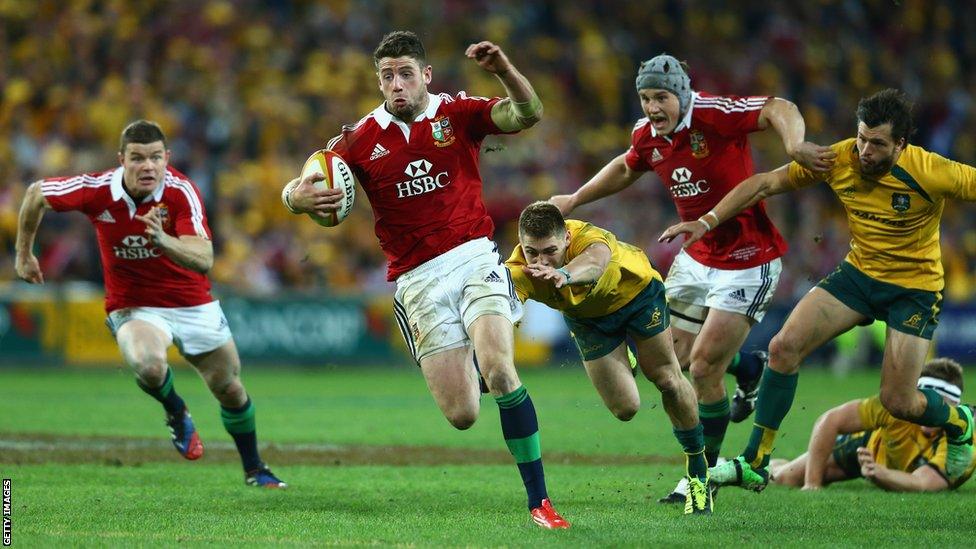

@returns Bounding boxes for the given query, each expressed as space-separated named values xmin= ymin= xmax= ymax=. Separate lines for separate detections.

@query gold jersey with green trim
xmin=505 ymin=220 xmax=662 ymax=319
xmin=787 ymin=138 xmax=976 ymax=291
xmin=858 ymin=395 xmax=976 ymax=487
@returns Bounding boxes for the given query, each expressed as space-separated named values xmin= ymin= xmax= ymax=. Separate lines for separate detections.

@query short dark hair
xmin=373 ymin=31 xmax=426 ymax=68
xmin=119 ymin=120 xmax=166 ymax=154
xmin=856 ymin=88 xmax=915 ymax=144
xmin=519 ymin=201 xmax=566 ymax=238
xmin=922 ymin=357 xmax=964 ymax=393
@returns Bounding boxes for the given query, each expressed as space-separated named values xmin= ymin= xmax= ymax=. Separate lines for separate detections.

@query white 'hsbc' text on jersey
xmin=326 ymin=92 xmax=516 ymax=280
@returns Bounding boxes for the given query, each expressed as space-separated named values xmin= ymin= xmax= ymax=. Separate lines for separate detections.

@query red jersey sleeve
xmin=694 ymin=93 xmax=770 ymax=138
xmin=39 ymin=173 xmax=103 ymax=215
xmin=449 ymin=92 xmax=511 ymax=141
xmin=166 ymin=169 xmax=212 ymax=239
xmin=624 ymin=119 xmax=653 ymax=172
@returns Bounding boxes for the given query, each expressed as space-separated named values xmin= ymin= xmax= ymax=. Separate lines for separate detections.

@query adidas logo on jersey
xmin=96 ymin=210 xmax=116 ymax=223
xmin=369 ymin=143 xmax=390 ymax=160
xmin=727 ymin=288 xmax=748 ymax=303
xmin=484 ymin=271 xmax=503 ymax=283
xmin=651 ymin=148 xmax=664 ymax=163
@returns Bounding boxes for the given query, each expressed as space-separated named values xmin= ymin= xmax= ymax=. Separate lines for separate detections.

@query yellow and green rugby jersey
xmin=787 ymin=138 xmax=976 ymax=291
xmin=858 ymin=396 xmax=976 ymax=487
xmin=506 ymin=220 xmax=662 ymax=319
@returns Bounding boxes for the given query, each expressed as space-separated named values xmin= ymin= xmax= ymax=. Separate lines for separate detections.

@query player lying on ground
xmin=281 ymin=31 xmax=568 ymax=528
xmin=505 ymin=201 xmax=713 ymax=515
xmin=549 ymin=53 xmax=834 ymax=503
xmin=661 ymin=88 xmax=975 ymax=492
xmin=15 ymin=120 xmax=285 ymax=488
xmin=770 ymin=358 xmax=976 ymax=492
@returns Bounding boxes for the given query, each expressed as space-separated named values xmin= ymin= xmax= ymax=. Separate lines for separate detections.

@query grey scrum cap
xmin=635 ymin=54 xmax=692 ymax=116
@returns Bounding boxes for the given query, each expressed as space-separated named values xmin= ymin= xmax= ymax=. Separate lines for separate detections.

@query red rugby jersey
xmin=41 ymin=166 xmax=214 ymax=312
xmin=626 ymin=92 xmax=787 ymax=269
xmin=327 ymin=92 xmax=515 ymax=280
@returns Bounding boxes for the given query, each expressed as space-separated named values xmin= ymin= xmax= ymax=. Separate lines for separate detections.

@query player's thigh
xmin=110 ymin=310 xmax=173 ymax=369
xmin=664 ymin=250 xmax=709 ymax=338
xmin=420 ymin=344 xmax=480 ymax=425
xmin=467 ymin=313 xmax=521 ymax=395
xmin=773 ymin=287 xmax=868 ymax=363
xmin=670 ymin=326 xmax=696 ymax=369
xmin=581 ymin=342 xmax=640 ymax=420
xmin=632 ymin=327 xmax=684 ymax=385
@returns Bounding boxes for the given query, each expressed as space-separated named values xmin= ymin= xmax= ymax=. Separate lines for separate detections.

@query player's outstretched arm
xmin=466 ymin=41 xmax=543 ymax=131
xmin=856 ymin=447 xmax=949 ymax=492
xmin=281 ymin=173 xmax=344 ymax=216
xmin=135 ymin=206 xmax=213 ymax=273
xmin=15 ymin=181 xmax=52 ymax=284
xmin=659 ymin=164 xmax=793 ymax=248
xmin=549 ymin=153 xmax=644 ymax=216
xmin=522 ymin=242 xmax=611 ymax=289
xmin=758 ymin=98 xmax=836 ymax=173
xmin=803 ymin=400 xmax=865 ymax=490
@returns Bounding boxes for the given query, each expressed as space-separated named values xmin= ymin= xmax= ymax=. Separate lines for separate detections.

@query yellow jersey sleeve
xmin=857 ymin=396 xmax=894 ymax=430
xmin=504 ymin=247 xmax=532 ymax=303
xmin=786 ymin=139 xmax=855 ymax=190
xmin=924 ymin=151 xmax=976 ymax=201
xmin=503 ymin=220 xmax=659 ymax=318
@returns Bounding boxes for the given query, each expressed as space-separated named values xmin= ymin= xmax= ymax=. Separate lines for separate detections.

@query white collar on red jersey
xmin=650 ymin=91 xmax=698 ymax=138
xmin=371 ymin=93 xmax=443 ymax=130
xmin=110 ymin=167 xmax=165 ymax=218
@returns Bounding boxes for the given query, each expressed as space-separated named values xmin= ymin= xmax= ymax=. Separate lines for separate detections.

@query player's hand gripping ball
xmin=301 ymin=150 xmax=357 ymax=227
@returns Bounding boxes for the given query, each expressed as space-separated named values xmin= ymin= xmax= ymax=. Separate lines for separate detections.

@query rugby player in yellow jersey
xmin=770 ymin=358 xmax=976 ymax=492
xmin=660 ymin=88 xmax=975 ymax=491
xmin=506 ymin=201 xmax=712 ymax=515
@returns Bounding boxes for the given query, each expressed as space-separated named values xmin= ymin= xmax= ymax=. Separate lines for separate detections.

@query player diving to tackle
xmin=506 ymin=201 xmax=713 ymax=515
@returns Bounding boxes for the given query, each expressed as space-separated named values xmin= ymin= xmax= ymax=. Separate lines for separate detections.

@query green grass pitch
xmin=1 ymin=364 xmax=973 ymax=546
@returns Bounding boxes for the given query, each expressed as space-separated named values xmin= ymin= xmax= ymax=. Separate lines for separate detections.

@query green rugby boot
xmin=709 ymin=456 xmax=768 ymax=492
xmin=946 ymin=405 xmax=974 ymax=480
xmin=684 ymin=476 xmax=713 ymax=515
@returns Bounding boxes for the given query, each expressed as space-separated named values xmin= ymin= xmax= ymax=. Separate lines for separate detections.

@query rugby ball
xmin=300 ymin=149 xmax=357 ymax=227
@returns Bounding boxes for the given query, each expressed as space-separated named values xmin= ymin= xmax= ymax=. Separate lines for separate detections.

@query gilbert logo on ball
xmin=301 ymin=150 xmax=357 ymax=227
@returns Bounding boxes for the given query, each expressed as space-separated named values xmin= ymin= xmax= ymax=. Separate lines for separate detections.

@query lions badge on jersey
xmin=156 ymin=204 xmax=172 ymax=230
xmin=891 ymin=192 xmax=911 ymax=213
xmin=690 ymin=130 xmax=709 ymax=159
xmin=432 ymin=115 xmax=455 ymax=147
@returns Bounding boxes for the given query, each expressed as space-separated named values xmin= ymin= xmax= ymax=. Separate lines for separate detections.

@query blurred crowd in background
xmin=3 ymin=0 xmax=976 ymax=304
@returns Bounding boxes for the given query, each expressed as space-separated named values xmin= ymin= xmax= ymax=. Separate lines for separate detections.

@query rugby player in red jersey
xmin=281 ymin=31 xmax=568 ymax=528
xmin=550 ymin=54 xmax=835 ymax=502
xmin=15 ymin=120 xmax=285 ymax=489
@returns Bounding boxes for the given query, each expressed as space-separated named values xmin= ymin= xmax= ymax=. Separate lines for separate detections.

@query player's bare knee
xmin=447 ymin=409 xmax=479 ymax=430
xmin=768 ymin=333 xmax=802 ymax=374
xmin=610 ymin=399 xmax=639 ymax=421
xmin=649 ymin=369 xmax=682 ymax=398
xmin=129 ymin=350 xmax=168 ymax=385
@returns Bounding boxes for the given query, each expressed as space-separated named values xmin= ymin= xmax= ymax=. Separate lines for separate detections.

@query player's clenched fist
xmin=465 ymin=41 xmax=512 ymax=75
xmin=15 ymin=253 xmax=44 ymax=284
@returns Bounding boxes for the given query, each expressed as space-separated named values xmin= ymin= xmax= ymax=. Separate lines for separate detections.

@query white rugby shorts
xmin=665 ymin=249 xmax=781 ymax=334
xmin=393 ymin=237 xmax=522 ymax=363
xmin=106 ymin=300 xmax=233 ymax=356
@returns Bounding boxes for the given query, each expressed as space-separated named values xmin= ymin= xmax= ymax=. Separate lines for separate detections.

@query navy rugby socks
xmin=496 ymin=386 xmax=548 ymax=509
xmin=137 ymin=368 xmax=186 ymax=417
xmin=221 ymin=397 xmax=263 ymax=471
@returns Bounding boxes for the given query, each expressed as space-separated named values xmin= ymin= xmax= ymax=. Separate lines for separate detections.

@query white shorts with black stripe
xmin=664 ymin=249 xmax=781 ymax=335
xmin=393 ymin=237 xmax=522 ymax=363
